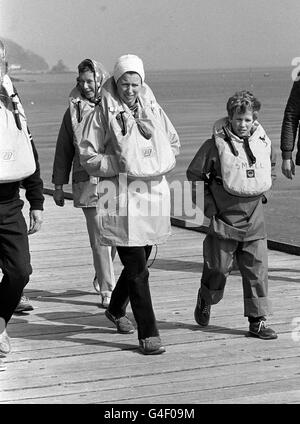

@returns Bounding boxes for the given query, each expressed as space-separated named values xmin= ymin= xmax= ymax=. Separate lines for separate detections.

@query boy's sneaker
xmin=0 ymin=330 xmax=11 ymax=356
xmin=194 ymin=290 xmax=211 ymax=326
xmin=105 ymin=310 xmax=135 ymax=334
xmin=139 ymin=336 xmax=166 ymax=355
xmin=249 ymin=320 xmax=278 ymax=340
xmin=14 ymin=295 xmax=34 ymax=313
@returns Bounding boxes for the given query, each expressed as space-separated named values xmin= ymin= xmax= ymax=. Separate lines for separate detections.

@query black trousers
xmin=0 ymin=199 xmax=32 ymax=324
xmin=108 ymin=245 xmax=159 ymax=340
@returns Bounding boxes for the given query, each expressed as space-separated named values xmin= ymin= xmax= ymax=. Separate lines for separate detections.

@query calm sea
xmin=13 ymin=67 xmax=300 ymax=245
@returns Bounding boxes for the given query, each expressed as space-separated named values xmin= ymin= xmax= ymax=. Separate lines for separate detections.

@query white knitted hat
xmin=113 ymin=54 xmax=145 ymax=84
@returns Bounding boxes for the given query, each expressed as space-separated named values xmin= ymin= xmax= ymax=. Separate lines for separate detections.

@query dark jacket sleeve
xmin=186 ymin=138 xmax=216 ymax=182
xmin=280 ymin=79 xmax=300 ymax=160
xmin=52 ymin=108 xmax=75 ymax=185
xmin=186 ymin=138 xmax=218 ymax=217
xmin=21 ymin=128 xmax=44 ymax=211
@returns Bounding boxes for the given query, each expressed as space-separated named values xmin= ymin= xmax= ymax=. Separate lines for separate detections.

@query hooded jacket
xmin=79 ymin=76 xmax=180 ymax=246
xmin=52 ymin=59 xmax=109 ymax=207
xmin=187 ymin=118 xmax=276 ymax=241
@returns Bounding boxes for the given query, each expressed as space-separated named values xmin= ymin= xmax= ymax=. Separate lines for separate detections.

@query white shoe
xmin=93 ymin=276 xmax=100 ymax=294
xmin=14 ymin=295 xmax=34 ymax=313
xmin=102 ymin=295 xmax=111 ymax=309
xmin=0 ymin=329 xmax=11 ymax=356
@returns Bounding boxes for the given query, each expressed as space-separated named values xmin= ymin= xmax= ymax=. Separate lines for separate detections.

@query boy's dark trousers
xmin=108 ymin=245 xmax=160 ymax=340
xmin=0 ymin=199 xmax=32 ymax=323
xmin=200 ymin=234 xmax=270 ymax=318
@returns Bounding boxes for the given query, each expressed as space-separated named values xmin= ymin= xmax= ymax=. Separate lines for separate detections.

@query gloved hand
xmin=53 ymin=188 xmax=65 ymax=206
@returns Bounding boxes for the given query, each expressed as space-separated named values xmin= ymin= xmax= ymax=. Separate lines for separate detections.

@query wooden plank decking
xmin=1 ymin=193 xmax=300 ymax=404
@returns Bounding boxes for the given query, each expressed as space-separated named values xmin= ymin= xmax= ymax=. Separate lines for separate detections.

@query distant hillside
xmin=49 ymin=59 xmax=70 ymax=73
xmin=1 ymin=37 xmax=49 ymax=72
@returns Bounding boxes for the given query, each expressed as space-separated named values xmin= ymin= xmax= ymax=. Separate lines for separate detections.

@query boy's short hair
xmin=226 ymin=90 xmax=261 ymax=120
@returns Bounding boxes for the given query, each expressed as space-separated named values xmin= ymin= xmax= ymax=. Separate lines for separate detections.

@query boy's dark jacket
xmin=187 ymin=119 xmax=276 ymax=242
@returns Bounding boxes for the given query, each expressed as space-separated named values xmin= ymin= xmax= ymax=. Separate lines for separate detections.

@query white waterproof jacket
xmin=0 ymin=75 xmax=36 ymax=183
xmin=79 ymin=77 xmax=180 ymax=246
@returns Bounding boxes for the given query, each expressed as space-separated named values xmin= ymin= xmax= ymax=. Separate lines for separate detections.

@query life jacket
xmin=0 ymin=75 xmax=36 ymax=183
xmin=69 ymin=86 xmax=95 ymax=142
xmin=100 ymin=77 xmax=176 ymax=180
xmin=213 ymin=118 xmax=272 ymax=197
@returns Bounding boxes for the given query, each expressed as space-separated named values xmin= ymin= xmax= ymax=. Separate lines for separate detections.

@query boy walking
xmin=187 ymin=90 xmax=277 ymax=339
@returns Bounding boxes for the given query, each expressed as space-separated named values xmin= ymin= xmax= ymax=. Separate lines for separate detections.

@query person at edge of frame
xmin=280 ymin=70 xmax=300 ymax=179
xmin=0 ymin=39 xmax=44 ymax=365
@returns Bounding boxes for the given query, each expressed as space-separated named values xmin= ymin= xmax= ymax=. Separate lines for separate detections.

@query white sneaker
xmin=0 ymin=329 xmax=11 ymax=356
xmin=102 ymin=295 xmax=111 ymax=309
xmin=14 ymin=295 xmax=34 ymax=313
xmin=93 ymin=276 xmax=100 ymax=294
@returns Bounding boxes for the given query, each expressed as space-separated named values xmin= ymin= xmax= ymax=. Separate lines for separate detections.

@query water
xmin=12 ymin=67 xmax=300 ymax=246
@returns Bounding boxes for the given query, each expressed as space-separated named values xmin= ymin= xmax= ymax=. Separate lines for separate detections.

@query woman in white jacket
xmin=79 ymin=54 xmax=180 ymax=354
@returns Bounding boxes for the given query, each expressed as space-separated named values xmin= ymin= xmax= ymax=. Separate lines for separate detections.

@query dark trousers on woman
xmin=108 ymin=245 xmax=159 ymax=340
xmin=0 ymin=199 xmax=32 ymax=324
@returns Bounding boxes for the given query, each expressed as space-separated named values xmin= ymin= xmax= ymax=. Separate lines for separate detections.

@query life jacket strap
xmin=10 ymin=93 xmax=22 ymax=130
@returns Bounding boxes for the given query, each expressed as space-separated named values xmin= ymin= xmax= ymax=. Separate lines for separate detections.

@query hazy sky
xmin=1 ymin=0 xmax=300 ymax=71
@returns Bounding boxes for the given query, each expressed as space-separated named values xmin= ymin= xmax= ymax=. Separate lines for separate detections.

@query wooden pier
xmin=1 ymin=193 xmax=300 ymax=404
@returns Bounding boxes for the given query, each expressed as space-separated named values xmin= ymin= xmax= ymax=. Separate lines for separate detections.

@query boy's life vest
xmin=100 ymin=78 xmax=176 ymax=180
xmin=0 ymin=75 xmax=36 ymax=183
xmin=213 ymin=118 xmax=272 ymax=197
